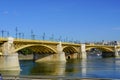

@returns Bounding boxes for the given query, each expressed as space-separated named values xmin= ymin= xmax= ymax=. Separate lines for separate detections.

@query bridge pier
xmin=114 ymin=46 xmax=119 ymax=57
xmin=81 ymin=44 xmax=87 ymax=59
xmin=0 ymin=37 xmax=20 ymax=71
xmin=0 ymin=53 xmax=20 ymax=71
xmin=56 ymin=42 xmax=66 ymax=62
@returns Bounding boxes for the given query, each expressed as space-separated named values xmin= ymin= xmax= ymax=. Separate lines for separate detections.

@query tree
xmin=18 ymin=48 xmax=33 ymax=55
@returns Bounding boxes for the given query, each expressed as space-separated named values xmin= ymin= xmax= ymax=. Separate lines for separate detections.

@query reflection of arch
xmin=86 ymin=47 xmax=114 ymax=52
xmin=63 ymin=46 xmax=78 ymax=53
xmin=14 ymin=44 xmax=57 ymax=53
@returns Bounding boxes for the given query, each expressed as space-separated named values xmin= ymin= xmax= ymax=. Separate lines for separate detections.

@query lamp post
xmin=51 ymin=34 xmax=54 ymax=41
xmin=18 ymin=32 xmax=21 ymax=39
xmin=66 ymin=37 xmax=68 ymax=42
xmin=50 ymin=34 xmax=54 ymax=41
xmin=42 ymin=32 xmax=45 ymax=40
xmin=31 ymin=30 xmax=35 ymax=40
xmin=59 ymin=36 xmax=62 ymax=41
xmin=15 ymin=27 xmax=18 ymax=39
xmin=7 ymin=31 xmax=9 ymax=37
xmin=1 ymin=30 xmax=5 ymax=38
xmin=22 ymin=33 xmax=24 ymax=39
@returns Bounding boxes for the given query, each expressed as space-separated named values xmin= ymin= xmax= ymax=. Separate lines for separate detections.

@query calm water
xmin=19 ymin=57 xmax=120 ymax=79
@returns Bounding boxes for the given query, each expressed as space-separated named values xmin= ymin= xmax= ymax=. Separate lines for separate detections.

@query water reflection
xmin=30 ymin=59 xmax=91 ymax=77
xmin=1 ymin=56 xmax=120 ymax=79
xmin=81 ymin=59 xmax=87 ymax=77
xmin=65 ymin=59 xmax=81 ymax=75
xmin=87 ymin=52 xmax=102 ymax=59
xmin=0 ymin=70 xmax=20 ymax=76
xmin=30 ymin=61 xmax=66 ymax=76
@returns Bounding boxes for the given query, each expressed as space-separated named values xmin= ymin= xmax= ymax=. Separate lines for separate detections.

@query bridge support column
xmin=114 ymin=46 xmax=119 ymax=57
xmin=0 ymin=37 xmax=20 ymax=71
xmin=0 ymin=53 xmax=20 ymax=71
xmin=56 ymin=42 xmax=66 ymax=62
xmin=81 ymin=44 xmax=87 ymax=59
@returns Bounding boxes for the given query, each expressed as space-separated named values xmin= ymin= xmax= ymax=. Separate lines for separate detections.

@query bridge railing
xmin=0 ymin=36 xmax=80 ymax=45
xmin=0 ymin=36 xmax=119 ymax=46
xmin=85 ymin=42 xmax=119 ymax=46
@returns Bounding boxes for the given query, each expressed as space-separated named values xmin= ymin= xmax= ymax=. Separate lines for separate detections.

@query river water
xmin=19 ymin=57 xmax=120 ymax=79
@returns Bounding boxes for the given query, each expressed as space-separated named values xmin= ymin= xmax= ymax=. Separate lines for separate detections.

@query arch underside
xmin=63 ymin=46 xmax=78 ymax=54
xmin=15 ymin=44 xmax=57 ymax=54
xmin=86 ymin=47 xmax=114 ymax=52
xmin=86 ymin=47 xmax=115 ymax=58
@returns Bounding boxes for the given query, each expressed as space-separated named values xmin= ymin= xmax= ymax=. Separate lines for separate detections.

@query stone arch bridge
xmin=0 ymin=38 xmax=120 ymax=60
xmin=0 ymin=38 xmax=120 ymax=70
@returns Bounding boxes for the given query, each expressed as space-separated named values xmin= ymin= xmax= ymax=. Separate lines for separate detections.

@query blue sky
xmin=0 ymin=0 xmax=120 ymax=42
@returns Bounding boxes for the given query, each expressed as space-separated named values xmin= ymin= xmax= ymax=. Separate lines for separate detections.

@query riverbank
xmin=2 ymin=75 xmax=114 ymax=80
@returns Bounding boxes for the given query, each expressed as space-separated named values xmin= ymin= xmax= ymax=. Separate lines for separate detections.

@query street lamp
xmin=49 ymin=34 xmax=54 ymax=41
xmin=51 ymin=34 xmax=54 ymax=41
xmin=0 ymin=30 xmax=5 ymax=38
xmin=15 ymin=27 xmax=18 ymax=39
xmin=7 ymin=31 xmax=9 ymax=37
xmin=42 ymin=32 xmax=45 ymax=40
xmin=31 ymin=30 xmax=35 ymax=40
xmin=22 ymin=33 xmax=24 ymax=39
xmin=59 ymin=36 xmax=62 ymax=41
xmin=18 ymin=32 xmax=21 ymax=39
xmin=66 ymin=37 xmax=68 ymax=42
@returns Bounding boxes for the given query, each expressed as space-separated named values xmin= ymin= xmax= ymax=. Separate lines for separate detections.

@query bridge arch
xmin=63 ymin=46 xmax=78 ymax=53
xmin=63 ymin=46 xmax=79 ymax=59
xmin=14 ymin=44 xmax=57 ymax=54
xmin=86 ymin=46 xmax=114 ymax=52
xmin=86 ymin=46 xmax=115 ymax=58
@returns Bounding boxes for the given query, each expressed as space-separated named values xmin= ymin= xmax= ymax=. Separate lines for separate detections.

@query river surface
xmin=19 ymin=57 xmax=120 ymax=79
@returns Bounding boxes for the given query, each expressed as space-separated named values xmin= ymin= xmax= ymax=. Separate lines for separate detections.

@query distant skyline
xmin=0 ymin=0 xmax=120 ymax=42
